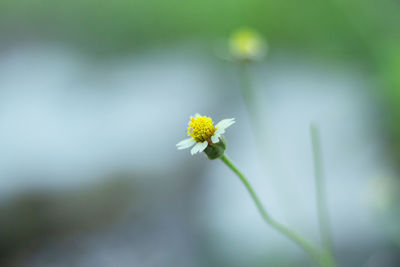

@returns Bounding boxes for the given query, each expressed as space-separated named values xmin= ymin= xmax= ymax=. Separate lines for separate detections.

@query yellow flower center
xmin=187 ymin=116 xmax=216 ymax=142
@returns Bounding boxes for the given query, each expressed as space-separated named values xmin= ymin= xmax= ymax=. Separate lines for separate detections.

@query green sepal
xmin=204 ymin=137 xmax=226 ymax=160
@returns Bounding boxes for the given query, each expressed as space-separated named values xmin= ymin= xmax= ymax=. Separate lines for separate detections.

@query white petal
xmin=215 ymin=118 xmax=234 ymax=128
xmin=215 ymin=118 xmax=235 ymax=130
xmin=211 ymin=135 xmax=220 ymax=143
xmin=176 ymin=138 xmax=196 ymax=149
xmin=198 ymin=141 xmax=209 ymax=152
xmin=191 ymin=142 xmax=203 ymax=155
xmin=214 ymin=128 xmax=225 ymax=136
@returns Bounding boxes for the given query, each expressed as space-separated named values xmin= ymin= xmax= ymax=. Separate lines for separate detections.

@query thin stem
xmin=236 ymin=60 xmax=307 ymax=226
xmin=220 ymin=154 xmax=322 ymax=265
xmin=237 ymin=61 xmax=257 ymax=120
xmin=310 ymin=124 xmax=337 ymax=267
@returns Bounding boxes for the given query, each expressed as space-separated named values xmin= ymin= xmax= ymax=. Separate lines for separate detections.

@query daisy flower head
xmin=229 ymin=28 xmax=266 ymax=61
xmin=176 ymin=114 xmax=235 ymax=159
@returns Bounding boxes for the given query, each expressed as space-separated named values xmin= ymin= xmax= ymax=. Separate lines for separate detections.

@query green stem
xmin=220 ymin=154 xmax=322 ymax=265
xmin=237 ymin=60 xmax=257 ymax=120
xmin=310 ymin=124 xmax=337 ymax=267
xmin=236 ymin=59 xmax=306 ymax=227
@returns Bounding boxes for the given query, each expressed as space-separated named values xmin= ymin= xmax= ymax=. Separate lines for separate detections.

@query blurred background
xmin=1 ymin=0 xmax=400 ymax=266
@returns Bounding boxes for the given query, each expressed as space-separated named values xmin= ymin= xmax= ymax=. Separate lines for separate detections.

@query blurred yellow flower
xmin=229 ymin=28 xmax=266 ymax=61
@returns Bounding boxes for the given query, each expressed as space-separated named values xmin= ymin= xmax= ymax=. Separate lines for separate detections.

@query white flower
xmin=176 ymin=114 xmax=235 ymax=155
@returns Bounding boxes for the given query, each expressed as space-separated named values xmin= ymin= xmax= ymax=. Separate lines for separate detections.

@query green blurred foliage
xmin=0 ymin=177 xmax=135 ymax=263
xmin=0 ymin=0 xmax=398 ymax=57
xmin=1 ymin=0 xmax=400 ymax=165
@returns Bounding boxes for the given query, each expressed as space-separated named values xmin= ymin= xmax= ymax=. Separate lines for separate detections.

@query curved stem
xmin=310 ymin=124 xmax=337 ymax=267
xmin=220 ymin=154 xmax=322 ymax=265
